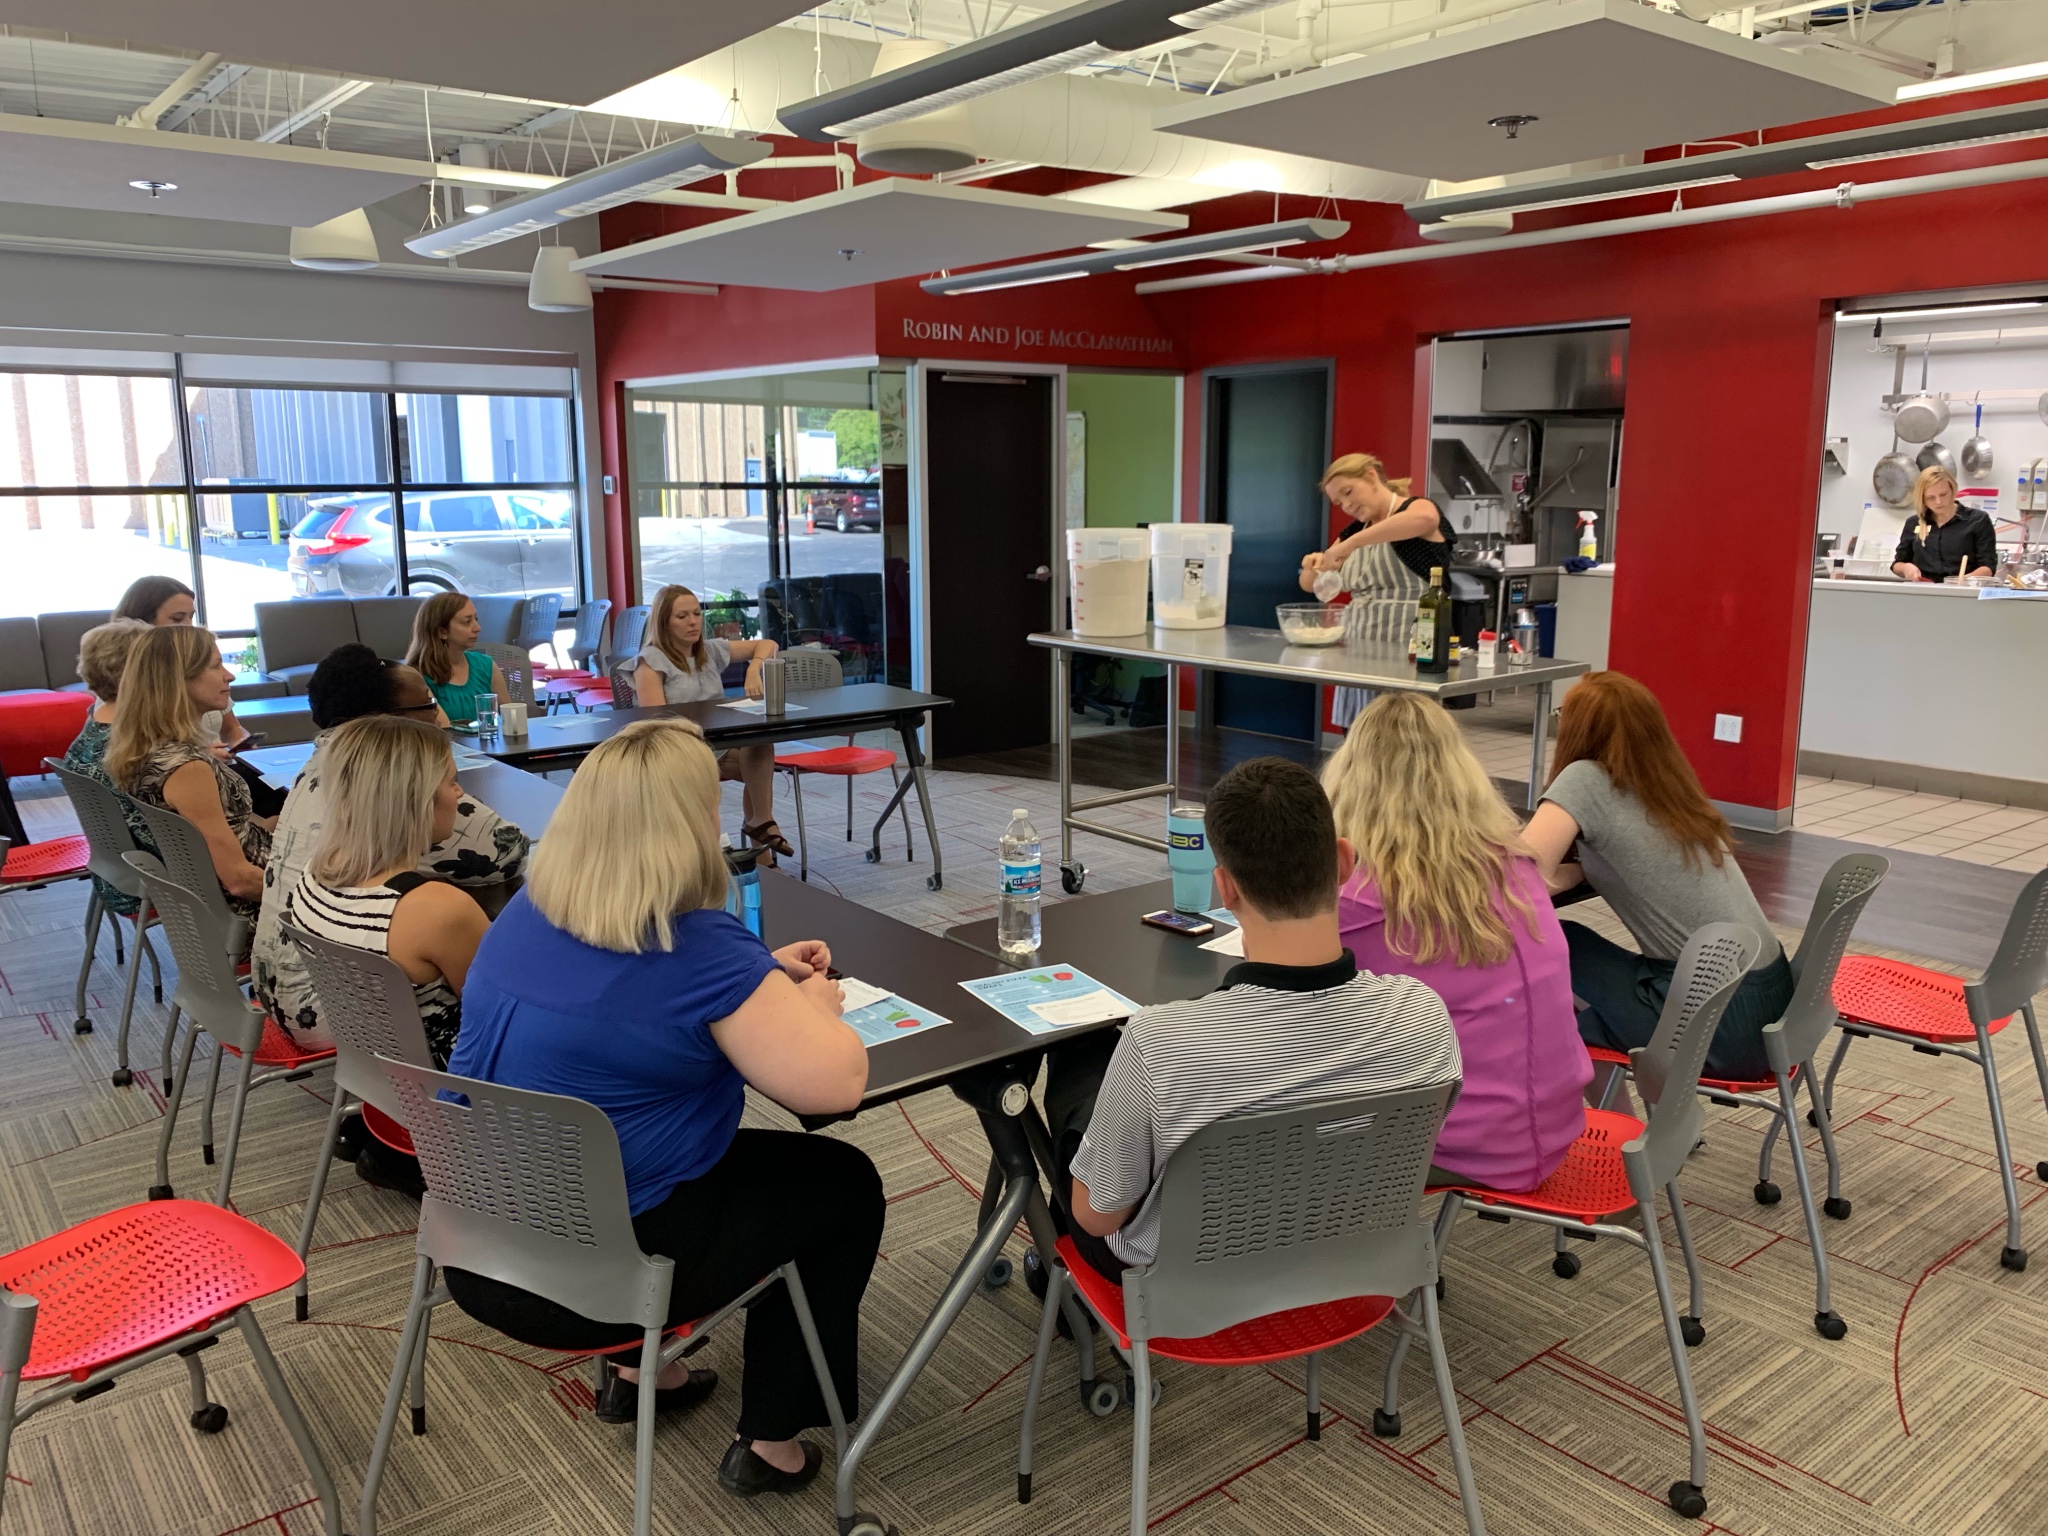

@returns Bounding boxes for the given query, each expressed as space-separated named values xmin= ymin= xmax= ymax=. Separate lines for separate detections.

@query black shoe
xmin=332 ymin=1112 xmax=371 ymax=1164
xmin=592 ymin=1360 xmax=718 ymax=1424
xmin=717 ymin=1439 xmax=823 ymax=1497
xmin=354 ymin=1143 xmax=426 ymax=1200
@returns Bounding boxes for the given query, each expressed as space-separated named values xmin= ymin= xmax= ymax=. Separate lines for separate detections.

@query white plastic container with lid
xmin=1066 ymin=528 xmax=1150 ymax=636
xmin=1150 ymin=522 xmax=1233 ymax=629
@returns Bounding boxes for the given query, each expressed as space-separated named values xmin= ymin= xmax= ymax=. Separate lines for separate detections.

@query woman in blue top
xmin=448 ymin=717 xmax=877 ymax=1499
xmin=405 ymin=592 xmax=501 ymax=727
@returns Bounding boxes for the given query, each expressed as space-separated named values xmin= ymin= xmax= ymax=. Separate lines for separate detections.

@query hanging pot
xmin=1916 ymin=440 xmax=1955 ymax=477
xmin=1894 ymin=393 xmax=1950 ymax=443
xmin=1873 ymin=434 xmax=1917 ymax=506
xmin=1960 ymin=403 xmax=1994 ymax=479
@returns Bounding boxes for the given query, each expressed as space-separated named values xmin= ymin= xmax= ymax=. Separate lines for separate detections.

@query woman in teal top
xmin=406 ymin=592 xmax=502 ymax=727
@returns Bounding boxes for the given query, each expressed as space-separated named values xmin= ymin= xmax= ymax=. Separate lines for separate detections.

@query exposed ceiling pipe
xmin=117 ymin=51 xmax=224 ymax=130
xmin=256 ymin=80 xmax=375 ymax=144
xmin=1229 ymin=0 xmax=1553 ymax=85
xmin=1134 ymin=149 xmax=2048 ymax=293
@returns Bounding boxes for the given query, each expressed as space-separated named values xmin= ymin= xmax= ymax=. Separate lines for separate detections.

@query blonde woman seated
xmin=1323 ymin=693 xmax=1588 ymax=1190
xmin=59 ymin=619 xmax=154 ymax=919
xmin=448 ymin=718 xmax=878 ymax=1495
xmin=108 ymin=625 xmax=272 ymax=917
xmin=406 ymin=591 xmax=501 ymax=728
xmin=633 ymin=583 xmax=792 ymax=865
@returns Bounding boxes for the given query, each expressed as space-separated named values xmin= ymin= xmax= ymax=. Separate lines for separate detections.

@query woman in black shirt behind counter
xmin=1894 ymin=465 xmax=1997 ymax=582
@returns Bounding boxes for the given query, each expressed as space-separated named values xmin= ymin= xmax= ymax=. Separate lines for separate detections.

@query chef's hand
xmin=1893 ymin=562 xmax=1924 ymax=583
xmin=773 ymin=939 xmax=832 ymax=982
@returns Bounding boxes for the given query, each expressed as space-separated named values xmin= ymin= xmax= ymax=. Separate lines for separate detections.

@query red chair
xmin=770 ymin=649 xmax=914 ymax=882
xmin=0 ymin=1200 xmax=346 ymax=1535
xmin=1018 ymin=1084 xmax=1485 ymax=1536
xmin=1578 ymin=854 xmax=1888 ymax=1340
xmin=0 ymin=691 xmax=91 ymax=778
xmin=1824 ymin=865 xmax=2048 ymax=1273
xmin=1402 ymin=924 xmax=1761 ymax=1521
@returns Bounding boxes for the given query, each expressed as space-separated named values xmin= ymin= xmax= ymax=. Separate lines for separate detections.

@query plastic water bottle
xmin=997 ymin=808 xmax=1042 ymax=959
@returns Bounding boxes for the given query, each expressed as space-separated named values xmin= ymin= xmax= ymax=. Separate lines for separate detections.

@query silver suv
xmin=287 ymin=489 xmax=575 ymax=598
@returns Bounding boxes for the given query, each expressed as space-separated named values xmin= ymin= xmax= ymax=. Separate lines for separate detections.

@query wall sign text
xmin=901 ymin=318 xmax=1172 ymax=355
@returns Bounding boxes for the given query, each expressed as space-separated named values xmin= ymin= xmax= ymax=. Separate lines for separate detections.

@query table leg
xmin=1056 ymin=648 xmax=1077 ymax=888
xmin=870 ymin=713 xmax=945 ymax=891
xmin=1163 ymin=661 xmax=1179 ymax=804
xmin=1527 ymin=680 xmax=1553 ymax=812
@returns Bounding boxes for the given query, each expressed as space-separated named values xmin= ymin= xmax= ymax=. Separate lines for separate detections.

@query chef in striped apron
xmin=1298 ymin=453 xmax=1456 ymax=728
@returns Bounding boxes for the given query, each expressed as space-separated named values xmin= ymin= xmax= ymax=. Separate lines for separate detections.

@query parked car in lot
xmin=288 ymin=489 xmax=576 ymax=598
xmin=804 ymin=485 xmax=881 ymax=533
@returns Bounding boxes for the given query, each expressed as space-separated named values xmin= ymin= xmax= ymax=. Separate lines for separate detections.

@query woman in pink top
xmin=1323 ymin=693 xmax=1589 ymax=1191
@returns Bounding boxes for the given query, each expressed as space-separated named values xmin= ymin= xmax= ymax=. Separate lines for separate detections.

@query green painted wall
xmin=1067 ymin=371 xmax=1176 ymax=529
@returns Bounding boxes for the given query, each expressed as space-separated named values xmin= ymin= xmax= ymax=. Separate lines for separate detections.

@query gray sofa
xmin=255 ymin=596 xmax=427 ymax=694
xmin=0 ymin=610 xmax=112 ymax=695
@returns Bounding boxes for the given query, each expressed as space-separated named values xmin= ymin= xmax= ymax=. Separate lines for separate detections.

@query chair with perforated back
xmin=514 ymin=592 xmax=563 ymax=662
xmin=122 ymin=851 xmax=333 ymax=1208
xmin=1018 ymin=1081 xmax=1482 ymax=1536
xmin=610 ymin=603 xmax=651 ymax=667
xmin=280 ymin=920 xmax=438 ymax=1321
xmin=45 ymin=759 xmax=164 ymax=1084
xmin=1396 ymin=922 xmax=1761 ymax=1521
xmin=1580 ymin=853 xmax=1889 ymax=1340
xmin=1824 ymin=864 xmax=2048 ymax=1274
xmin=479 ymin=642 xmax=535 ymax=709
xmin=536 ymin=599 xmax=611 ymax=711
xmin=771 ymin=648 xmax=913 ymax=882
xmin=360 ymin=1060 xmax=848 ymax=1536
xmin=0 ymin=1199 xmax=347 ymax=1536
xmin=606 ymin=659 xmax=639 ymax=710
xmin=129 ymin=798 xmax=251 ymax=1092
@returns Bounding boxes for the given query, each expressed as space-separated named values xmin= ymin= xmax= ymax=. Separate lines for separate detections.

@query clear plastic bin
xmin=1150 ymin=523 xmax=1232 ymax=629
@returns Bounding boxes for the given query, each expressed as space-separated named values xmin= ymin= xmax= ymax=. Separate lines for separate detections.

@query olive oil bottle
xmin=1414 ymin=567 xmax=1452 ymax=675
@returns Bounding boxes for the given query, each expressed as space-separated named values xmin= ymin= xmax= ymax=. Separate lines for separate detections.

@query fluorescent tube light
xmin=922 ymin=217 xmax=1346 ymax=295
xmin=937 ymin=268 xmax=1094 ymax=295
xmin=406 ymin=133 xmax=771 ymax=260
xmin=1850 ymin=301 xmax=2047 ymax=324
xmin=1808 ymin=127 xmax=2048 ymax=169
xmin=1898 ymin=60 xmax=2048 ymax=102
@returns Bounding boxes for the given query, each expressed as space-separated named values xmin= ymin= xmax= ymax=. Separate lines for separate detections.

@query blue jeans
xmin=1563 ymin=922 xmax=1794 ymax=1083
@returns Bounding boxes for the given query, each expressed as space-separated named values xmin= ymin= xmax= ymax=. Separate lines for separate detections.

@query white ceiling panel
xmin=0 ymin=0 xmax=817 ymax=104
xmin=575 ymin=180 xmax=1188 ymax=291
xmin=0 ymin=113 xmax=426 ymax=226
xmin=1155 ymin=0 xmax=1898 ymax=182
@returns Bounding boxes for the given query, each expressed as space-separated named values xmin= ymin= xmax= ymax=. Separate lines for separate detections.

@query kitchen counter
xmin=1816 ymin=574 xmax=2041 ymax=600
xmin=1802 ymin=576 xmax=2048 ymax=796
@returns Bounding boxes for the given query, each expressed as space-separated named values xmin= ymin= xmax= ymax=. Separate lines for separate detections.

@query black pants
xmin=444 ymin=1129 xmax=884 ymax=1442
xmin=1564 ymin=922 xmax=1796 ymax=1082
xmin=1043 ymin=1032 xmax=1129 ymax=1284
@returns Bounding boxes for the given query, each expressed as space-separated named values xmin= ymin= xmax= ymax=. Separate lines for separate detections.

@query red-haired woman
xmin=1520 ymin=671 xmax=1791 ymax=1081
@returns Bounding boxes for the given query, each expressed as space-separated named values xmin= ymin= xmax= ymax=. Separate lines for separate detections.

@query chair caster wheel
xmin=73 ymin=1017 xmax=93 ymax=1035
xmin=2001 ymin=1246 xmax=2029 ymax=1272
xmin=1681 ymin=1316 xmax=1706 ymax=1348
xmin=147 ymin=1184 xmax=173 ymax=1201
xmin=927 ymin=875 xmax=942 ymax=892
xmin=1823 ymin=1196 xmax=1851 ymax=1220
xmin=1082 ymin=1379 xmax=1121 ymax=1417
xmin=110 ymin=1068 xmax=132 ymax=1087
xmin=984 ymin=1256 xmax=1013 ymax=1289
xmin=841 ymin=1516 xmax=896 ymax=1536
xmin=1371 ymin=1408 xmax=1401 ymax=1439
xmin=190 ymin=1403 xmax=229 ymax=1434
xmin=1552 ymin=1252 xmax=1580 ymax=1280
xmin=1668 ymin=1481 xmax=1707 ymax=1519
xmin=2037 ymin=1160 xmax=2048 ymax=1183
xmin=1060 ymin=862 xmax=1086 ymax=895
xmin=1122 ymin=1373 xmax=1161 ymax=1409
xmin=864 ymin=848 xmax=881 ymax=865
xmin=1753 ymin=1180 xmax=1781 ymax=1206
xmin=1815 ymin=1311 xmax=1848 ymax=1341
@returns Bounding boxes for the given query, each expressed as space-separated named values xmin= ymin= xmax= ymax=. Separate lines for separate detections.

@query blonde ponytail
xmin=1321 ymin=452 xmax=1412 ymax=498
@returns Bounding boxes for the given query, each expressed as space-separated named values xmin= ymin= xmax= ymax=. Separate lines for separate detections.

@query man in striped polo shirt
xmin=1055 ymin=756 xmax=1462 ymax=1281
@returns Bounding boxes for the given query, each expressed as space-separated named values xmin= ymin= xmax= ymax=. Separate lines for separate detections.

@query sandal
xmin=744 ymin=820 xmax=795 ymax=864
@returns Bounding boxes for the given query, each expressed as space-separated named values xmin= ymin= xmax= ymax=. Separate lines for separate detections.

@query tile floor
xmin=1791 ymin=776 xmax=2048 ymax=870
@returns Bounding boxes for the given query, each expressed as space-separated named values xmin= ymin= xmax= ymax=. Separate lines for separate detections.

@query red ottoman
xmin=0 ymin=691 xmax=93 ymax=777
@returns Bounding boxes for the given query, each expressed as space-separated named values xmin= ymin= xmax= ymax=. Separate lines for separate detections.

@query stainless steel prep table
xmin=1028 ymin=626 xmax=1588 ymax=890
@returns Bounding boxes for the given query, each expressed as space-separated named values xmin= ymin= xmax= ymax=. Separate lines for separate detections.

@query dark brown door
xmin=926 ymin=371 xmax=1054 ymax=760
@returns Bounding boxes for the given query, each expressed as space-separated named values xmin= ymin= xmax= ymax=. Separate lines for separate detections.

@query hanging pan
xmin=1893 ymin=342 xmax=1949 ymax=444
xmin=1916 ymin=441 xmax=1955 ymax=478
xmin=1873 ymin=433 xmax=1917 ymax=506
xmin=1960 ymin=402 xmax=1994 ymax=479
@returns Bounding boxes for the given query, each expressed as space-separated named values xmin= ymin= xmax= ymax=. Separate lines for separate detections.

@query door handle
xmin=1026 ymin=565 xmax=1052 ymax=582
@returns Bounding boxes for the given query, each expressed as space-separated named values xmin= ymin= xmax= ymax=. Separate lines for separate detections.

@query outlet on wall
xmin=1713 ymin=713 xmax=1743 ymax=743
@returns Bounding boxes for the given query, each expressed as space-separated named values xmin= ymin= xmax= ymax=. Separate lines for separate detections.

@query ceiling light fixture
xmin=1487 ymin=114 xmax=1538 ymax=140
xmin=1806 ymin=126 xmax=2048 ymax=170
xmin=921 ymin=217 xmax=1348 ymax=295
xmin=1897 ymin=59 xmax=2048 ymax=102
xmin=406 ymin=132 xmax=773 ymax=260
xmin=128 ymin=179 xmax=176 ymax=197
xmin=457 ymin=143 xmax=495 ymax=216
xmin=528 ymin=245 xmax=593 ymax=312
xmin=1849 ymin=301 xmax=2046 ymax=325
xmin=780 ymin=0 xmax=1285 ymax=143
xmin=289 ymin=208 xmax=380 ymax=271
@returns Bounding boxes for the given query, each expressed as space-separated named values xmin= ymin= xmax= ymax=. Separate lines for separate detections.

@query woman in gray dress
xmin=1298 ymin=452 xmax=1456 ymax=727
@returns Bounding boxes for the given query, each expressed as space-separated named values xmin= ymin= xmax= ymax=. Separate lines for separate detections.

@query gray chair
xmin=771 ymin=649 xmax=913 ymax=883
xmin=608 ymin=658 xmax=639 ymax=709
xmin=1399 ymin=922 xmax=1761 ymax=1522
xmin=609 ymin=603 xmax=651 ymax=667
xmin=567 ymin=599 xmax=612 ymax=672
xmin=1823 ymin=864 xmax=2048 ymax=1273
xmin=44 ymin=759 xmax=163 ymax=1085
xmin=351 ymin=594 xmax=426 ymax=660
xmin=469 ymin=594 xmax=523 ymax=646
xmin=255 ymin=599 xmax=359 ymax=694
xmin=479 ymin=643 xmax=535 ymax=708
xmin=36 ymin=610 xmax=111 ymax=692
xmin=0 ymin=617 xmax=47 ymax=694
xmin=360 ymin=1060 xmax=849 ymax=1536
xmin=280 ymin=922 xmax=437 ymax=1321
xmin=1019 ymin=1082 xmax=1484 ymax=1536
xmin=515 ymin=593 xmax=563 ymax=660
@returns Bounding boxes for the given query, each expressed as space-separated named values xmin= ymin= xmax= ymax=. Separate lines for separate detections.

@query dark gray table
xmin=469 ymin=684 xmax=953 ymax=891
xmin=945 ymin=877 xmax=1236 ymax=1006
xmin=757 ymin=874 xmax=1108 ymax=1531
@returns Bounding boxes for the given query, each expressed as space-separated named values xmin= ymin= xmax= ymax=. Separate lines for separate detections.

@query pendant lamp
xmin=529 ymin=245 xmax=594 ymax=312
xmin=289 ymin=209 xmax=379 ymax=270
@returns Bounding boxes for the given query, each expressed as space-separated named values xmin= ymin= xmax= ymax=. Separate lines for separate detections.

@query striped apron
xmin=1330 ymin=536 xmax=1427 ymax=729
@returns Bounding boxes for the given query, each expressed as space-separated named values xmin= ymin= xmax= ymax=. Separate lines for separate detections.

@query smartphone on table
xmin=1140 ymin=910 xmax=1215 ymax=937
